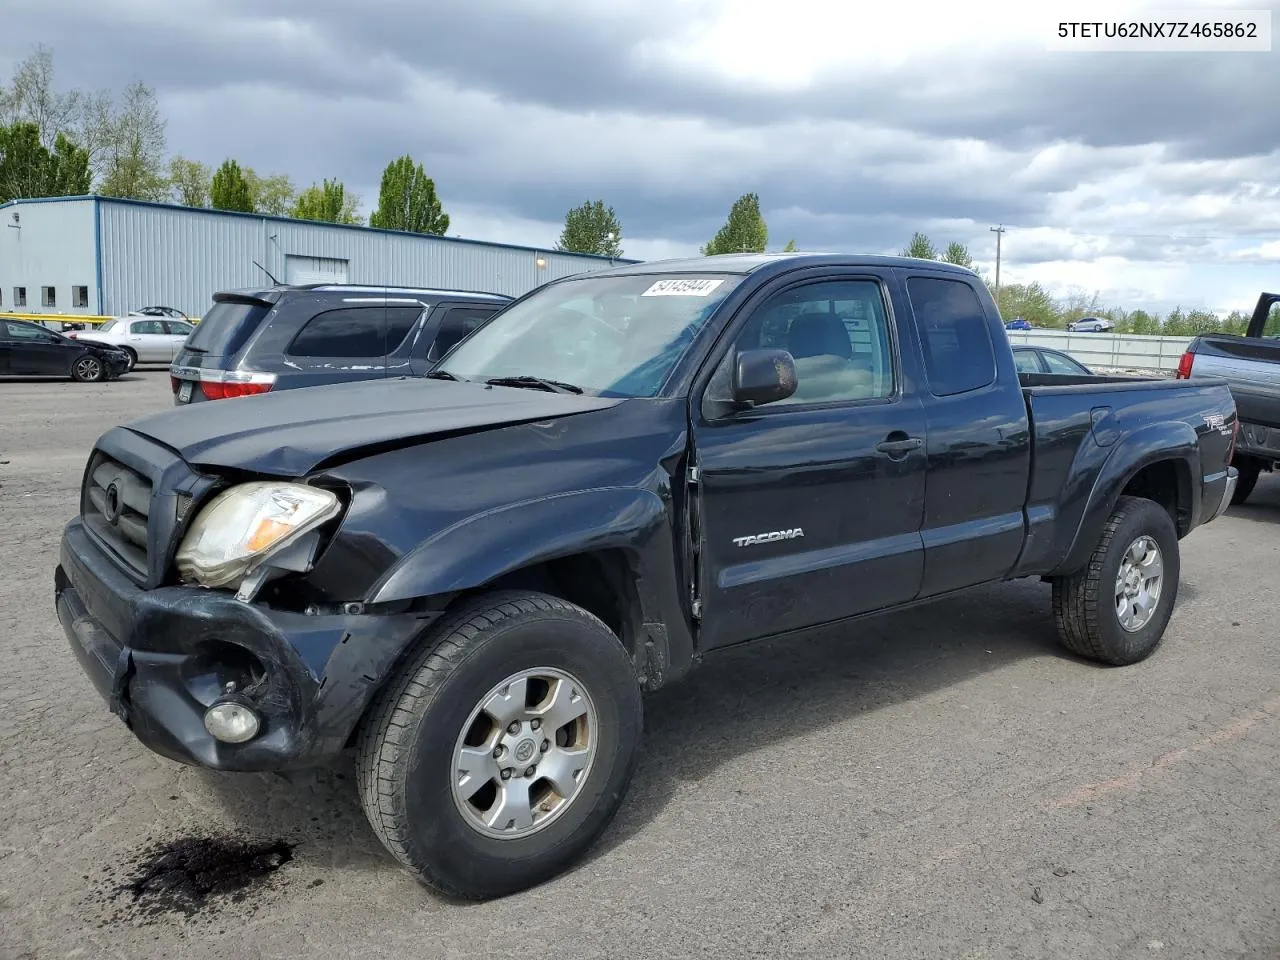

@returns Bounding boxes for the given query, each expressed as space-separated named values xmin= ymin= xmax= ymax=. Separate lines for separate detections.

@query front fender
xmin=1052 ymin=419 xmax=1199 ymax=576
xmin=366 ymin=485 xmax=678 ymax=613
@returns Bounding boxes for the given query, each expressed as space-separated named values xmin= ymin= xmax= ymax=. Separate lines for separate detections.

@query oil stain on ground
xmin=96 ymin=834 xmax=296 ymax=926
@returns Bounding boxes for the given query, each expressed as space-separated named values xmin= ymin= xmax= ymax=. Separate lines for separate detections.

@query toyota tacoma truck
xmin=1176 ymin=291 xmax=1280 ymax=504
xmin=55 ymin=253 xmax=1239 ymax=900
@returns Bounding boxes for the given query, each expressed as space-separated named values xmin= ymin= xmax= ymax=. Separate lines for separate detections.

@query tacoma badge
xmin=733 ymin=528 xmax=804 ymax=547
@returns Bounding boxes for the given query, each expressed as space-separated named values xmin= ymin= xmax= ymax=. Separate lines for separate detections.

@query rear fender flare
xmin=1055 ymin=420 xmax=1199 ymax=575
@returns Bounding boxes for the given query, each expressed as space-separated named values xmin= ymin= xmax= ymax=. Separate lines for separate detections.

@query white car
xmin=1067 ymin=316 xmax=1114 ymax=333
xmin=70 ymin=312 xmax=196 ymax=370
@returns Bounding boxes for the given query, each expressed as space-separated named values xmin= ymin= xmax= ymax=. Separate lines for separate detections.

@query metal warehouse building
xmin=0 ymin=196 xmax=636 ymax=319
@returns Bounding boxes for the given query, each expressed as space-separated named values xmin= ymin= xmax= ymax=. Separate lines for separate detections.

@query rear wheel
xmin=1231 ymin=455 xmax=1261 ymax=505
xmin=1051 ymin=495 xmax=1180 ymax=666
xmin=356 ymin=590 xmax=643 ymax=900
xmin=71 ymin=355 xmax=105 ymax=383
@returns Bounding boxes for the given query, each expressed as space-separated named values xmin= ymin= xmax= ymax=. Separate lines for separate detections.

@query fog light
xmin=203 ymin=700 xmax=261 ymax=743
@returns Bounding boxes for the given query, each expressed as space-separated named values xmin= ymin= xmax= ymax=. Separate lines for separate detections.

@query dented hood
xmin=125 ymin=377 xmax=622 ymax=476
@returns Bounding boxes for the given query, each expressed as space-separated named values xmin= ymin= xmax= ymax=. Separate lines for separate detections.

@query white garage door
xmin=284 ymin=255 xmax=350 ymax=285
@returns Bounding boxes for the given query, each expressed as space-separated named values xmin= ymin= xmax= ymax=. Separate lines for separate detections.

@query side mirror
xmin=732 ymin=348 xmax=797 ymax=406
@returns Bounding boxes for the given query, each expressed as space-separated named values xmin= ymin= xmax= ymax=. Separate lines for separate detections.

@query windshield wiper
xmin=426 ymin=369 xmax=467 ymax=382
xmin=485 ymin=375 xmax=583 ymax=395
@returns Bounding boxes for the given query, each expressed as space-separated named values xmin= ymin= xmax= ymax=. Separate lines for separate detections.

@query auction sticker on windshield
xmin=641 ymin=278 xmax=726 ymax=297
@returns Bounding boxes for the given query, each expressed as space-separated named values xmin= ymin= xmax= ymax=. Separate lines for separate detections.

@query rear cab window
xmin=906 ymin=277 xmax=996 ymax=396
xmin=183 ymin=299 xmax=274 ymax=357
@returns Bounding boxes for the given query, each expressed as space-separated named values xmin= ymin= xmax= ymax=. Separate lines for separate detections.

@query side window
xmin=286 ymin=307 xmax=392 ymax=358
xmin=1013 ymin=350 xmax=1042 ymax=374
xmin=42 ymin=286 xmax=56 ymax=307
xmin=1042 ymin=351 xmax=1087 ymax=375
xmin=907 ymin=277 xmax=996 ymax=397
xmin=709 ymin=279 xmax=896 ymax=409
xmin=4 ymin=321 xmax=47 ymax=340
xmin=163 ymin=321 xmax=195 ymax=336
xmin=14 ymin=287 xmax=27 ymax=307
xmin=132 ymin=320 xmax=166 ymax=335
xmin=431 ymin=305 xmax=499 ymax=360
xmin=385 ymin=306 xmax=426 ymax=351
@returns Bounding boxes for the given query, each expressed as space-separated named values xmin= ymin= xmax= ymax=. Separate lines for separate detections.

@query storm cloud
xmin=4 ymin=0 xmax=1280 ymax=311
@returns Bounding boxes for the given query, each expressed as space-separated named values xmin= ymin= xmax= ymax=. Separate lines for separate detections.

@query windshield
xmin=437 ymin=273 xmax=742 ymax=397
xmin=97 ymin=319 xmax=118 ymax=333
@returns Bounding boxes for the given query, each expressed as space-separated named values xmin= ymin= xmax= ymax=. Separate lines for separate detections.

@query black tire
xmin=121 ymin=348 xmax=138 ymax=372
xmin=70 ymin=354 xmax=105 ymax=383
xmin=1051 ymin=495 xmax=1180 ymax=666
xmin=1231 ymin=456 xmax=1261 ymax=505
xmin=356 ymin=590 xmax=643 ymax=900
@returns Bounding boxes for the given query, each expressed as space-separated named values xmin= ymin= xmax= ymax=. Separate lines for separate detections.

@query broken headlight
xmin=175 ymin=482 xmax=341 ymax=594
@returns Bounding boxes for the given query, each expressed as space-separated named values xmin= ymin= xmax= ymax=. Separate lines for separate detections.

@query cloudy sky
xmin=4 ymin=0 xmax=1280 ymax=314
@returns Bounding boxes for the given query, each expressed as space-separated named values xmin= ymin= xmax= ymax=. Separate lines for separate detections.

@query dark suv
xmin=169 ymin=284 xmax=512 ymax=404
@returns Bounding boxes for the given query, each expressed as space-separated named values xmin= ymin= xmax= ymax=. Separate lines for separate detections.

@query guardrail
xmin=2 ymin=310 xmax=115 ymax=325
xmin=1006 ymin=329 xmax=1193 ymax=373
xmin=1 ymin=311 xmax=200 ymax=326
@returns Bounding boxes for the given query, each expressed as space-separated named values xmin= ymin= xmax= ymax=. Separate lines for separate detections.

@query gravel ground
xmin=1 ymin=372 xmax=1278 ymax=960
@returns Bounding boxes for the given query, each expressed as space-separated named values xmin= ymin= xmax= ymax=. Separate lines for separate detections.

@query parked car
xmin=127 ymin=305 xmax=190 ymax=321
xmin=1005 ymin=317 xmax=1032 ymax=330
xmin=0 ymin=318 xmax=131 ymax=381
xmin=1067 ymin=316 xmax=1114 ymax=333
xmin=71 ymin=315 xmax=197 ymax=371
xmin=1011 ymin=344 xmax=1093 ymax=376
xmin=56 ymin=253 xmax=1239 ymax=901
xmin=1177 ymin=291 xmax=1280 ymax=504
xmin=168 ymin=284 xmax=512 ymax=404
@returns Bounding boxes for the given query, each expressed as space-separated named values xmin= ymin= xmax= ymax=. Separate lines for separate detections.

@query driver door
xmin=689 ymin=272 xmax=929 ymax=650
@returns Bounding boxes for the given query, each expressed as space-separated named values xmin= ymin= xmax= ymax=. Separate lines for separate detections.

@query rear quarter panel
xmin=1013 ymin=378 xmax=1236 ymax=577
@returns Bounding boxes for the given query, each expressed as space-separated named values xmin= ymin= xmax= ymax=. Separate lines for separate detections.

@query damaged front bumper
xmin=55 ymin=517 xmax=433 ymax=772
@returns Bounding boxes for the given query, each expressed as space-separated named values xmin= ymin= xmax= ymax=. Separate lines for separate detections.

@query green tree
xmin=210 ymin=158 xmax=254 ymax=212
xmin=244 ymin=168 xmax=296 ymax=216
xmin=1162 ymin=307 xmax=1188 ymax=336
xmin=901 ymin=232 xmax=937 ymax=259
xmin=97 ymin=81 xmax=167 ymax=201
xmin=701 ymin=192 xmax=768 ymax=255
xmin=941 ymin=241 xmax=974 ymax=269
xmin=0 ymin=122 xmax=89 ymax=201
xmin=992 ymin=281 xmax=1060 ymax=328
xmin=293 ymin=178 xmax=361 ymax=224
xmin=1127 ymin=309 xmax=1159 ymax=335
xmin=782 ymin=238 xmax=798 ymax=252
xmin=168 ymin=156 xmax=210 ymax=207
xmin=369 ymin=154 xmax=449 ymax=234
xmin=49 ymin=131 xmax=90 ymax=194
xmin=1221 ymin=310 xmax=1250 ymax=335
xmin=555 ymin=199 xmax=623 ymax=256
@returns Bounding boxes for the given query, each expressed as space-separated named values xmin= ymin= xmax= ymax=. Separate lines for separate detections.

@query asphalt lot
xmin=2 ymin=371 xmax=1278 ymax=960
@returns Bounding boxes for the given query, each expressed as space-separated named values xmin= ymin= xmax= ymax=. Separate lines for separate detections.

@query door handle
xmin=876 ymin=434 xmax=923 ymax=456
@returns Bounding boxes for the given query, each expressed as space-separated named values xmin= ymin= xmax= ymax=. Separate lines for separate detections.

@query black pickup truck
xmin=56 ymin=253 xmax=1239 ymax=900
xmin=1177 ymin=291 xmax=1280 ymax=504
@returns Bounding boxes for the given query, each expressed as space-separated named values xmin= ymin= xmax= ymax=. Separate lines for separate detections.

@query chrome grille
xmin=83 ymin=453 xmax=152 ymax=578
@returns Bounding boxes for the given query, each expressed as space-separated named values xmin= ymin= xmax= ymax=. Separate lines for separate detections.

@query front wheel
xmin=121 ymin=348 xmax=138 ymax=372
xmin=1051 ymin=495 xmax=1180 ymax=666
xmin=71 ymin=354 xmax=105 ymax=383
xmin=356 ymin=591 xmax=643 ymax=900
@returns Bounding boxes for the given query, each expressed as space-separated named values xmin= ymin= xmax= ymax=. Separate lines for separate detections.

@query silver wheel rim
xmin=450 ymin=666 xmax=598 ymax=841
xmin=76 ymin=357 xmax=101 ymax=380
xmin=1115 ymin=535 xmax=1164 ymax=632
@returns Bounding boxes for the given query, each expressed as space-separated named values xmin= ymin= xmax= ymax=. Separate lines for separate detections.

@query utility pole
xmin=990 ymin=224 xmax=1005 ymax=306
